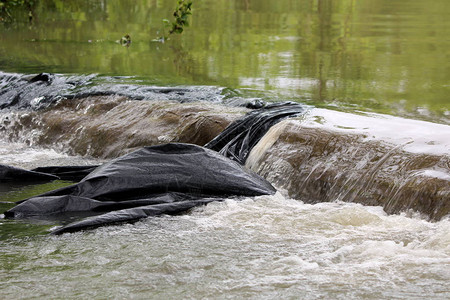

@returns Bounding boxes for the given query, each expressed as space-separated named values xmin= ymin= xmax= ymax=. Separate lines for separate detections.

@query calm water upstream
xmin=0 ymin=0 xmax=449 ymax=123
xmin=1 ymin=0 xmax=450 ymax=299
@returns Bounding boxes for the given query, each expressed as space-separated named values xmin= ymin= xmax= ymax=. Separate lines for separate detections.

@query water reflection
xmin=0 ymin=0 xmax=449 ymax=123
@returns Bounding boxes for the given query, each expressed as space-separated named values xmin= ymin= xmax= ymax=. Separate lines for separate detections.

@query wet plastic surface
xmin=0 ymin=164 xmax=59 ymax=182
xmin=4 ymin=144 xmax=275 ymax=234
xmin=206 ymin=102 xmax=305 ymax=164
xmin=31 ymin=166 xmax=99 ymax=181
xmin=2 ymin=102 xmax=305 ymax=234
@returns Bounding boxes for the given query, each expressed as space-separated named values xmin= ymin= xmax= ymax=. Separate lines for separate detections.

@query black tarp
xmin=35 ymin=143 xmax=276 ymax=200
xmin=4 ymin=144 xmax=275 ymax=234
xmin=0 ymin=164 xmax=61 ymax=197
xmin=2 ymin=102 xmax=305 ymax=234
xmin=0 ymin=164 xmax=60 ymax=182
xmin=31 ymin=166 xmax=99 ymax=181
xmin=205 ymin=102 xmax=305 ymax=164
xmin=50 ymin=199 xmax=219 ymax=235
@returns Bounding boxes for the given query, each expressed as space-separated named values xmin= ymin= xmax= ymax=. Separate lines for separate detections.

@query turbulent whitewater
xmin=0 ymin=143 xmax=449 ymax=299
xmin=0 ymin=73 xmax=449 ymax=299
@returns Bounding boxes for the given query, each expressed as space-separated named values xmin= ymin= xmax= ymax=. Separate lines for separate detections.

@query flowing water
xmin=1 ymin=0 xmax=450 ymax=298
xmin=1 ymin=142 xmax=449 ymax=299
xmin=1 ymin=197 xmax=450 ymax=299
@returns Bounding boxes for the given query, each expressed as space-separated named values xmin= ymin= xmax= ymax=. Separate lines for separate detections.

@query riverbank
xmin=1 ymin=95 xmax=448 ymax=220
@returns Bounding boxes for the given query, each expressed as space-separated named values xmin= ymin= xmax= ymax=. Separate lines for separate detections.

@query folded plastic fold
xmin=205 ymin=102 xmax=305 ymax=164
xmin=50 ymin=199 xmax=218 ymax=235
xmin=0 ymin=164 xmax=60 ymax=182
xmin=4 ymin=144 xmax=275 ymax=234
xmin=2 ymin=102 xmax=305 ymax=234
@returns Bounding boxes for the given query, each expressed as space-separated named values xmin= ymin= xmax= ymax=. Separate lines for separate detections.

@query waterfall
xmin=246 ymin=109 xmax=450 ymax=220
xmin=1 ymin=73 xmax=449 ymax=220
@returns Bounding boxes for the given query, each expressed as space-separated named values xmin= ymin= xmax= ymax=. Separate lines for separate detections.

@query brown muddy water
xmin=1 ymin=109 xmax=449 ymax=299
xmin=0 ymin=140 xmax=449 ymax=299
xmin=1 ymin=0 xmax=450 ymax=299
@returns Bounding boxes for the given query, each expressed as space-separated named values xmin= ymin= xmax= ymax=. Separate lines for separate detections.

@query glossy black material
xmin=4 ymin=144 xmax=275 ymax=234
xmin=205 ymin=102 xmax=305 ymax=164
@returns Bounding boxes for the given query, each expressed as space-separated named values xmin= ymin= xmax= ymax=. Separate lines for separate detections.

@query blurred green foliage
xmin=169 ymin=0 xmax=192 ymax=34
xmin=157 ymin=0 xmax=193 ymax=42
xmin=0 ymin=0 xmax=35 ymax=22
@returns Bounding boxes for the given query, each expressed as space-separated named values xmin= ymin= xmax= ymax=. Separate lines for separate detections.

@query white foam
xmin=300 ymin=108 xmax=450 ymax=155
xmin=1 ymin=193 xmax=449 ymax=299
xmin=0 ymin=140 xmax=103 ymax=169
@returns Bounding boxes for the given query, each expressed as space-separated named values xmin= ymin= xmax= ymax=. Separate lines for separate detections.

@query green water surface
xmin=0 ymin=180 xmax=75 ymax=239
xmin=1 ymin=0 xmax=449 ymax=123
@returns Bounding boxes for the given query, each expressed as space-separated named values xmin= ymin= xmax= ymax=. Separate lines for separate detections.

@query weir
xmin=0 ymin=73 xmax=449 ymax=222
xmin=245 ymin=111 xmax=450 ymax=220
xmin=2 ymin=1 xmax=450 ymax=297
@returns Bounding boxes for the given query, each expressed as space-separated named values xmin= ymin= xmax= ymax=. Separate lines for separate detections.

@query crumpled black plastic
xmin=31 ymin=166 xmax=99 ymax=181
xmin=3 ymin=101 xmax=305 ymax=234
xmin=37 ymin=143 xmax=276 ymax=200
xmin=4 ymin=144 xmax=275 ymax=234
xmin=0 ymin=164 xmax=60 ymax=182
xmin=205 ymin=102 xmax=305 ymax=164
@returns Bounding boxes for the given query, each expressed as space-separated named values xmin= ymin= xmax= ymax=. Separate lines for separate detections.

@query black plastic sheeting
xmin=0 ymin=164 xmax=60 ymax=182
xmin=2 ymin=102 xmax=306 ymax=234
xmin=205 ymin=102 xmax=305 ymax=164
xmin=4 ymin=144 xmax=275 ymax=234
xmin=31 ymin=166 xmax=99 ymax=181
xmin=37 ymin=143 xmax=275 ymax=200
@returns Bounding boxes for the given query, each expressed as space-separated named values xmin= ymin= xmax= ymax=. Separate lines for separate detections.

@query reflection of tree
xmin=317 ymin=0 xmax=332 ymax=52
xmin=0 ymin=0 xmax=36 ymax=23
xmin=171 ymin=44 xmax=194 ymax=77
xmin=1 ymin=0 xmax=449 ymax=120
xmin=243 ymin=0 xmax=250 ymax=11
xmin=316 ymin=0 xmax=333 ymax=101
xmin=293 ymin=0 xmax=360 ymax=104
xmin=170 ymin=43 xmax=221 ymax=85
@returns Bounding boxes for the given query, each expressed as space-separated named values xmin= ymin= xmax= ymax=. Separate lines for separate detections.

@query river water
xmin=1 ymin=0 xmax=449 ymax=123
xmin=1 ymin=141 xmax=449 ymax=299
xmin=1 ymin=0 xmax=450 ymax=298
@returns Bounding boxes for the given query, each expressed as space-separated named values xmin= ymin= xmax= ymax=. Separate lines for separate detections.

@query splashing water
xmin=0 ymin=72 xmax=238 ymax=110
xmin=0 ymin=194 xmax=449 ymax=299
xmin=0 ymin=143 xmax=449 ymax=299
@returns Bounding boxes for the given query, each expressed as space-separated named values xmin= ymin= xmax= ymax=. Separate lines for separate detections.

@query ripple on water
xmin=0 ymin=193 xmax=449 ymax=299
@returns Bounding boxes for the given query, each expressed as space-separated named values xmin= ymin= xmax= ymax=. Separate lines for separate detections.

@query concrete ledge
xmin=246 ymin=109 xmax=450 ymax=220
xmin=2 ymin=99 xmax=449 ymax=220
